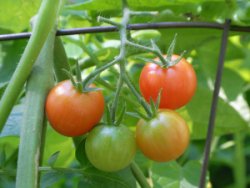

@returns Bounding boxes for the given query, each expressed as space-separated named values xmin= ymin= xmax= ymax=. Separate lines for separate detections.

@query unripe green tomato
xmin=85 ymin=125 xmax=136 ymax=172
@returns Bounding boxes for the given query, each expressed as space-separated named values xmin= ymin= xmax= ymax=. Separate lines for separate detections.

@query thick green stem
xmin=233 ymin=133 xmax=246 ymax=188
xmin=130 ymin=161 xmax=151 ymax=188
xmin=0 ymin=0 xmax=63 ymax=132
xmin=16 ymin=27 xmax=57 ymax=188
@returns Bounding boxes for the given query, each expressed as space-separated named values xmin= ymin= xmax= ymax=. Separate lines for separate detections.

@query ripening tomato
xmin=85 ymin=125 xmax=136 ymax=172
xmin=45 ymin=80 xmax=105 ymax=137
xmin=139 ymin=54 xmax=197 ymax=110
xmin=136 ymin=110 xmax=189 ymax=162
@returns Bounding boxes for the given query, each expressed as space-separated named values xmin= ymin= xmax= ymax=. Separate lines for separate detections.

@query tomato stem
xmin=110 ymin=74 xmax=124 ymax=123
xmin=16 ymin=25 xmax=57 ymax=188
xmin=0 ymin=0 xmax=63 ymax=132
xmin=82 ymin=57 xmax=120 ymax=91
xmin=98 ymin=16 xmax=122 ymax=28
xmin=75 ymin=61 xmax=84 ymax=92
xmin=130 ymin=161 xmax=151 ymax=188
xmin=125 ymin=40 xmax=169 ymax=67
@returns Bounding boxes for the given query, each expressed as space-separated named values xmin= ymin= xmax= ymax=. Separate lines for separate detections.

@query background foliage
xmin=1 ymin=0 xmax=250 ymax=188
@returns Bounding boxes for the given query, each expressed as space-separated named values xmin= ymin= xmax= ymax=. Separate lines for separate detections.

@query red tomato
xmin=45 ymin=80 xmax=105 ymax=137
xmin=139 ymin=54 xmax=197 ymax=109
xmin=136 ymin=110 xmax=189 ymax=162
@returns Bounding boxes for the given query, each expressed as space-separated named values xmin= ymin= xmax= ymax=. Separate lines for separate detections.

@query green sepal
xmin=166 ymin=33 xmax=177 ymax=63
xmin=136 ymin=57 xmax=162 ymax=66
xmin=62 ymin=68 xmax=76 ymax=87
xmin=169 ymin=50 xmax=187 ymax=66
xmin=114 ymin=102 xmax=126 ymax=126
xmin=48 ymin=151 xmax=60 ymax=167
xmin=126 ymin=111 xmax=150 ymax=121
xmin=105 ymin=104 xmax=112 ymax=125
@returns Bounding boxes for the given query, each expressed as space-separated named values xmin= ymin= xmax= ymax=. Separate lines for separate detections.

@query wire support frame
xmin=0 ymin=21 xmax=249 ymax=41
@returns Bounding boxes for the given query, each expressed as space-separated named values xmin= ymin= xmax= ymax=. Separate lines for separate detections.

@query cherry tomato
xmin=136 ymin=110 xmax=189 ymax=162
xmin=85 ymin=125 xmax=136 ymax=172
xmin=139 ymin=54 xmax=197 ymax=110
xmin=45 ymin=80 xmax=105 ymax=137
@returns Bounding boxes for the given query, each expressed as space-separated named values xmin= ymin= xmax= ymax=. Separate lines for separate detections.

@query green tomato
xmin=85 ymin=125 xmax=136 ymax=172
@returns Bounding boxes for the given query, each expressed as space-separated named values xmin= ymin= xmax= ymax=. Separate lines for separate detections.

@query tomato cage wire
xmin=0 ymin=19 xmax=249 ymax=188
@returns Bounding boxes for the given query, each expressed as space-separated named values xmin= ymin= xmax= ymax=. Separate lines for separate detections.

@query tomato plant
xmin=139 ymin=54 xmax=197 ymax=110
xmin=136 ymin=110 xmax=189 ymax=162
xmin=45 ymin=80 xmax=105 ymax=137
xmin=1 ymin=0 xmax=250 ymax=187
xmin=85 ymin=125 xmax=136 ymax=172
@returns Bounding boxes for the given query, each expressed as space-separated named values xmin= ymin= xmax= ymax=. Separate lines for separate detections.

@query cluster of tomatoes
xmin=45 ymin=54 xmax=197 ymax=172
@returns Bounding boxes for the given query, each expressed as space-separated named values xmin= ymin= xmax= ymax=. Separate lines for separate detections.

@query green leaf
xmin=66 ymin=0 xmax=207 ymax=11
xmin=79 ymin=167 xmax=136 ymax=188
xmin=48 ymin=151 xmax=60 ymax=167
xmin=152 ymin=161 xmax=203 ymax=188
xmin=75 ymin=137 xmax=91 ymax=167
xmin=43 ymin=127 xmax=75 ymax=167
xmin=0 ymin=0 xmax=41 ymax=32
xmin=0 ymin=40 xmax=28 ymax=87
xmin=0 ymin=146 xmax=6 ymax=168
xmin=1 ymin=104 xmax=23 ymax=137
xmin=40 ymin=171 xmax=65 ymax=188
xmin=179 ymin=88 xmax=248 ymax=140
xmin=222 ymin=68 xmax=245 ymax=101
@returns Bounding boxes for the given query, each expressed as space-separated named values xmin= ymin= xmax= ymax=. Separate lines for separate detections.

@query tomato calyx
xmin=126 ymin=89 xmax=162 ymax=121
xmin=63 ymin=61 xmax=101 ymax=93
xmin=140 ymin=34 xmax=187 ymax=69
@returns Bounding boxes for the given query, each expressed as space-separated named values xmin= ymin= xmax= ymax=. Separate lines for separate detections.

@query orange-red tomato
xmin=45 ymin=80 xmax=105 ymax=137
xmin=139 ymin=54 xmax=197 ymax=110
xmin=136 ymin=110 xmax=189 ymax=162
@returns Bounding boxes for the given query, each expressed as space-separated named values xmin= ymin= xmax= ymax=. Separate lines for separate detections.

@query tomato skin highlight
xmin=136 ymin=110 xmax=189 ymax=162
xmin=139 ymin=54 xmax=197 ymax=110
xmin=45 ymin=80 xmax=105 ymax=137
xmin=85 ymin=125 xmax=136 ymax=172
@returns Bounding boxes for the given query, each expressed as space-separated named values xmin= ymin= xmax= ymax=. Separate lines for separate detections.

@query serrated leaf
xmin=48 ymin=151 xmax=60 ymax=167
xmin=152 ymin=161 xmax=204 ymax=188
xmin=178 ymin=88 xmax=249 ymax=140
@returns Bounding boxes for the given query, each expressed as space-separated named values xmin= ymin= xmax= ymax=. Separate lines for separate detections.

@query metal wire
xmin=0 ymin=21 xmax=250 ymax=41
xmin=199 ymin=19 xmax=231 ymax=188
